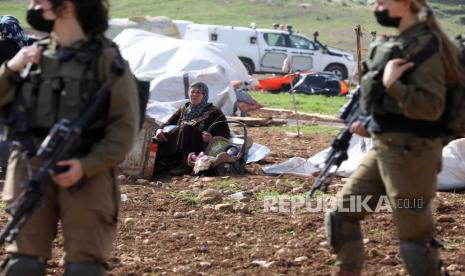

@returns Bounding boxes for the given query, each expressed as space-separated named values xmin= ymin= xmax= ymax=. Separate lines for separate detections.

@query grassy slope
xmin=250 ymin=91 xmax=347 ymax=115
xmin=1 ymin=0 xmax=464 ymax=53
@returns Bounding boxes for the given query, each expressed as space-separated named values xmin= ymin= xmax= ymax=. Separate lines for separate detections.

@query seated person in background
xmin=154 ymin=81 xmax=230 ymax=175
xmin=0 ymin=15 xmax=30 ymax=64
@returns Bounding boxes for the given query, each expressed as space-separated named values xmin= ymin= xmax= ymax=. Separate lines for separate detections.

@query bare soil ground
xmin=1 ymin=109 xmax=465 ymax=275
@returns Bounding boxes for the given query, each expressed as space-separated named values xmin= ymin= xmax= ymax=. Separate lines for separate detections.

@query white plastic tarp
xmin=262 ymin=136 xmax=372 ymax=177
xmin=437 ymin=138 xmax=465 ymax=190
xmin=263 ymin=136 xmax=465 ymax=191
xmin=113 ymin=28 xmax=249 ymax=82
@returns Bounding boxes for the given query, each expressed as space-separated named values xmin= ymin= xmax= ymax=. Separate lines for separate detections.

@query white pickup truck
xmin=184 ymin=23 xmax=355 ymax=79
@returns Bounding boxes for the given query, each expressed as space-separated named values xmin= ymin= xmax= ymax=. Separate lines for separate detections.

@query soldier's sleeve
xmin=385 ymin=52 xmax=446 ymax=121
xmin=0 ymin=63 xmax=19 ymax=108
xmin=79 ymin=48 xmax=140 ymax=177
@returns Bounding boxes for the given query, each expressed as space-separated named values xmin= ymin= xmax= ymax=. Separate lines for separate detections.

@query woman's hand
xmin=6 ymin=44 xmax=42 ymax=72
xmin=155 ymin=129 xmax=167 ymax=142
xmin=350 ymin=120 xmax=370 ymax=137
xmin=52 ymin=159 xmax=84 ymax=188
xmin=382 ymin=58 xmax=414 ymax=89
xmin=202 ymin=131 xmax=213 ymax=143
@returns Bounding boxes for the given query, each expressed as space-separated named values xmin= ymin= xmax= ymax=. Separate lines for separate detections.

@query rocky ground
xmin=1 ymin=109 xmax=465 ymax=275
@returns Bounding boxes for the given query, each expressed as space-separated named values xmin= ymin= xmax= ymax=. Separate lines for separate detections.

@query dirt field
xmin=1 ymin=109 xmax=465 ymax=275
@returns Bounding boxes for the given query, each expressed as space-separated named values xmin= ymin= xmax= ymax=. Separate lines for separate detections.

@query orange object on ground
xmin=339 ymin=80 xmax=349 ymax=95
xmin=256 ymin=73 xmax=299 ymax=92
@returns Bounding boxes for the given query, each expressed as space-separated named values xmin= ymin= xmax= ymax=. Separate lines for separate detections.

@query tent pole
xmin=287 ymin=56 xmax=300 ymax=137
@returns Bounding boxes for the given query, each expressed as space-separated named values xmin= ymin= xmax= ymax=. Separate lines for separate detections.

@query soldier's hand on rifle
xmin=52 ymin=159 xmax=84 ymax=188
xmin=350 ymin=120 xmax=370 ymax=137
xmin=155 ymin=129 xmax=167 ymax=142
xmin=6 ymin=44 xmax=42 ymax=72
xmin=383 ymin=58 xmax=414 ymax=89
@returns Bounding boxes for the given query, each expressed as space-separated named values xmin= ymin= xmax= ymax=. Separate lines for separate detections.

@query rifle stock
xmin=306 ymin=86 xmax=361 ymax=201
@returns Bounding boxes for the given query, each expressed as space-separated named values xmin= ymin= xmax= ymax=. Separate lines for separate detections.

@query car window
xmin=289 ymin=35 xmax=316 ymax=50
xmin=263 ymin=33 xmax=287 ymax=47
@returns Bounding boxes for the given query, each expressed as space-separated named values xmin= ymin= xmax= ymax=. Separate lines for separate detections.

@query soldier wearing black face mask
xmin=0 ymin=0 xmax=140 ymax=275
xmin=323 ymin=0 xmax=462 ymax=275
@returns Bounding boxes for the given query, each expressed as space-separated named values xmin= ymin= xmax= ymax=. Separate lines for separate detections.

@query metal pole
xmin=287 ymin=56 xmax=300 ymax=137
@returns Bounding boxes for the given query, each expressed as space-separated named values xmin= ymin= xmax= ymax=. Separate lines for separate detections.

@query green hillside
xmin=1 ymin=0 xmax=464 ymax=53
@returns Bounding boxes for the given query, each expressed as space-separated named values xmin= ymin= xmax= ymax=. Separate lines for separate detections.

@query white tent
xmin=113 ymin=28 xmax=249 ymax=82
xmin=113 ymin=29 xmax=249 ymax=124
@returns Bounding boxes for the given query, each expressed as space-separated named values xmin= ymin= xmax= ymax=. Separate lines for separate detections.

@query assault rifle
xmin=0 ymin=59 xmax=124 ymax=245
xmin=305 ymin=86 xmax=362 ymax=201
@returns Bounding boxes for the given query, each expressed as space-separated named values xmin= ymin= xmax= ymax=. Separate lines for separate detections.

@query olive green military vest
xmin=360 ymin=27 xmax=433 ymax=116
xmin=20 ymin=38 xmax=107 ymax=133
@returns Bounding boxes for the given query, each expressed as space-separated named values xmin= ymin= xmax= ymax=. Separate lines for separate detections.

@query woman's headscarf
xmin=0 ymin=15 xmax=29 ymax=48
xmin=182 ymin=81 xmax=210 ymax=121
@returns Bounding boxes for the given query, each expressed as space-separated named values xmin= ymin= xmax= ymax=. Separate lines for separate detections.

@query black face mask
xmin=374 ymin=9 xmax=402 ymax=28
xmin=26 ymin=9 xmax=54 ymax=33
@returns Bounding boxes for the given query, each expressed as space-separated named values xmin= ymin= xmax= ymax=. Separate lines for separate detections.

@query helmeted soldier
xmin=0 ymin=0 xmax=139 ymax=275
xmin=325 ymin=0 xmax=462 ymax=275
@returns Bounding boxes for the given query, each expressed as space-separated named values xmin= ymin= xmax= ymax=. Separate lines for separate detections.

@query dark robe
xmin=0 ymin=39 xmax=20 ymax=65
xmin=156 ymin=103 xmax=230 ymax=168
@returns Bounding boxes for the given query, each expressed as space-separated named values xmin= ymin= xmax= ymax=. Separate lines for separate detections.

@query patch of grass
xmin=255 ymin=189 xmax=281 ymax=201
xmin=271 ymin=124 xmax=341 ymax=136
xmin=180 ymin=191 xmax=200 ymax=205
xmin=120 ymin=186 xmax=128 ymax=193
xmin=0 ymin=201 xmax=6 ymax=214
xmin=212 ymin=179 xmax=240 ymax=192
xmin=251 ymin=91 xmax=347 ymax=116
xmin=443 ymin=237 xmax=465 ymax=250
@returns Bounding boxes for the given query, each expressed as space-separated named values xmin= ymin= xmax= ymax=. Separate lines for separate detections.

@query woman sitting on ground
xmin=154 ymin=81 xmax=230 ymax=175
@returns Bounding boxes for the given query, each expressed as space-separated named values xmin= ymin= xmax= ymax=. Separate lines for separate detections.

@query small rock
xmin=186 ymin=210 xmax=196 ymax=216
xmin=173 ymin=212 xmax=185 ymax=218
xmin=215 ymin=203 xmax=234 ymax=212
xmin=199 ymin=189 xmax=223 ymax=204
xmin=251 ymin=260 xmax=274 ymax=268
xmin=188 ymin=234 xmax=196 ymax=239
xmin=363 ymin=238 xmax=370 ymax=244
xmin=117 ymin=175 xmax=126 ymax=181
xmin=199 ymin=261 xmax=211 ymax=268
xmin=136 ymin=178 xmax=149 ymax=184
xmin=294 ymin=256 xmax=308 ymax=262
xmin=446 ymin=264 xmax=460 ymax=272
xmin=124 ymin=218 xmax=135 ymax=225
xmin=437 ymin=215 xmax=455 ymax=223
xmin=226 ymin=232 xmax=239 ymax=238
xmin=143 ymin=239 xmax=150 ymax=244
xmin=120 ymin=194 xmax=128 ymax=202
xmin=379 ymin=255 xmax=396 ymax=265
xmin=234 ymin=202 xmax=250 ymax=214
xmin=274 ymin=248 xmax=292 ymax=260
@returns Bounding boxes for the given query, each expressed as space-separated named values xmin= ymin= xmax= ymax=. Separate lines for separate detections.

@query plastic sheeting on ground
xmin=262 ymin=136 xmax=372 ymax=177
xmin=263 ymin=136 xmax=465 ymax=191
xmin=437 ymin=138 xmax=465 ymax=190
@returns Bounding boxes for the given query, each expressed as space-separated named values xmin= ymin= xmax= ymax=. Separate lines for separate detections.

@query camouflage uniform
xmin=0 ymin=36 xmax=139 ymax=272
xmin=326 ymin=23 xmax=447 ymax=275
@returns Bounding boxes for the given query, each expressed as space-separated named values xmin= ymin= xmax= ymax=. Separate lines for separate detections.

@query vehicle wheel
xmin=240 ymin=58 xmax=254 ymax=75
xmin=324 ymin=64 xmax=348 ymax=80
